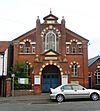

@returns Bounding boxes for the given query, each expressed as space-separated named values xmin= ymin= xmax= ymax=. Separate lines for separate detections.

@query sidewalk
xmin=0 ymin=93 xmax=51 ymax=104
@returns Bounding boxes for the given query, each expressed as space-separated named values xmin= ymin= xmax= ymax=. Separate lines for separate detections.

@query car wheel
xmin=56 ymin=94 xmax=64 ymax=102
xmin=91 ymin=93 xmax=99 ymax=101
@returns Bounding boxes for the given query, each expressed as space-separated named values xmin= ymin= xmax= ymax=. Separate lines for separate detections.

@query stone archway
xmin=42 ymin=65 xmax=61 ymax=92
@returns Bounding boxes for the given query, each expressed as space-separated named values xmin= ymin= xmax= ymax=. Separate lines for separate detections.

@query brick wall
xmin=89 ymin=59 xmax=100 ymax=88
xmin=6 ymin=78 xmax=11 ymax=97
xmin=14 ymin=90 xmax=34 ymax=96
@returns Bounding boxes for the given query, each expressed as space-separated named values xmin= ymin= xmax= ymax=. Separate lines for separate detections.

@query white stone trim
xmin=39 ymin=62 xmax=64 ymax=75
xmin=30 ymin=42 xmax=36 ymax=45
xmin=77 ymin=42 xmax=82 ymax=45
xmin=66 ymin=42 xmax=71 ymax=45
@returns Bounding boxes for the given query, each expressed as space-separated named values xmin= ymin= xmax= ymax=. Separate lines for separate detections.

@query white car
xmin=50 ymin=84 xmax=100 ymax=102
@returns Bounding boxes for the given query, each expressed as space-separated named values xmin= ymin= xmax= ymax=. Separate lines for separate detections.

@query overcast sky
xmin=0 ymin=0 xmax=100 ymax=59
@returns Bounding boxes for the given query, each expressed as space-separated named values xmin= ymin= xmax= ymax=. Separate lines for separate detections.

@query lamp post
xmin=11 ymin=73 xmax=15 ymax=96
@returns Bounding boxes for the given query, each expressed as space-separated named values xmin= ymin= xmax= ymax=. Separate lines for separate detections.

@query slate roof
xmin=88 ymin=55 xmax=100 ymax=67
xmin=0 ymin=41 xmax=10 ymax=53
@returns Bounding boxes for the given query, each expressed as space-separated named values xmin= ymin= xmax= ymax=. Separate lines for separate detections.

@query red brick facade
xmin=88 ymin=56 xmax=100 ymax=89
xmin=12 ymin=13 xmax=89 ymax=94
xmin=6 ymin=78 xmax=11 ymax=96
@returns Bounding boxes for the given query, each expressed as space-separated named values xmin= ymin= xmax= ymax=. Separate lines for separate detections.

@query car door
xmin=61 ymin=85 xmax=75 ymax=99
xmin=71 ymin=84 xmax=90 ymax=98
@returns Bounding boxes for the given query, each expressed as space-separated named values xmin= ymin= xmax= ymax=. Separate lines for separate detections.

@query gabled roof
xmin=88 ymin=55 xmax=100 ymax=67
xmin=0 ymin=41 xmax=10 ymax=53
xmin=12 ymin=13 xmax=88 ymax=44
xmin=12 ymin=28 xmax=36 ymax=42
xmin=43 ymin=13 xmax=58 ymax=20
xmin=66 ymin=28 xmax=89 ymax=42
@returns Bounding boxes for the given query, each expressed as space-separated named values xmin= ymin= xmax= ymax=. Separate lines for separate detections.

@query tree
xmin=9 ymin=61 xmax=31 ymax=90
xmin=10 ymin=60 xmax=28 ymax=78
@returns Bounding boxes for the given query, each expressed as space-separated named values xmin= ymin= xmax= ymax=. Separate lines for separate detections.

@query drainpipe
xmin=1 ymin=52 xmax=5 ymax=97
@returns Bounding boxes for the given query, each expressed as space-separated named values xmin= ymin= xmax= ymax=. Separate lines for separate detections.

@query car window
xmin=71 ymin=85 xmax=83 ymax=90
xmin=61 ymin=85 xmax=72 ymax=90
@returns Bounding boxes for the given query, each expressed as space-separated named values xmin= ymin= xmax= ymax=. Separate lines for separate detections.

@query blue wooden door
xmin=42 ymin=73 xmax=60 ymax=92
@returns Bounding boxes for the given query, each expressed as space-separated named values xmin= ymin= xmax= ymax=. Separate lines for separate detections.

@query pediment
xmin=43 ymin=49 xmax=60 ymax=56
xmin=43 ymin=14 xmax=58 ymax=20
xmin=46 ymin=16 xmax=56 ymax=20
xmin=45 ymin=51 xmax=57 ymax=56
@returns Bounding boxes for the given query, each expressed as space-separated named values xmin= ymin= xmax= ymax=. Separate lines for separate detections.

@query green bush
xmin=10 ymin=61 xmax=32 ymax=90
xmin=14 ymin=78 xmax=31 ymax=90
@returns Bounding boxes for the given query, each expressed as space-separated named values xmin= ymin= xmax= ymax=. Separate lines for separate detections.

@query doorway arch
xmin=42 ymin=65 xmax=60 ymax=92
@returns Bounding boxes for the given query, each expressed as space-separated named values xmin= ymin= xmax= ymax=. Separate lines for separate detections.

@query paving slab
xmin=0 ymin=93 xmax=52 ymax=104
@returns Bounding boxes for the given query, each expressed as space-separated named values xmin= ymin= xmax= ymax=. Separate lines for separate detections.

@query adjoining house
xmin=11 ymin=12 xmax=89 ymax=94
xmin=88 ymin=55 xmax=100 ymax=89
xmin=0 ymin=41 xmax=12 ymax=96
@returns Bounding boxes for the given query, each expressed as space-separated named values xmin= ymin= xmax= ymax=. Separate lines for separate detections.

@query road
xmin=0 ymin=100 xmax=100 ymax=111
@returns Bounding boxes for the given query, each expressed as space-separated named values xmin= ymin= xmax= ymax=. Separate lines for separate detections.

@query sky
xmin=0 ymin=0 xmax=100 ymax=59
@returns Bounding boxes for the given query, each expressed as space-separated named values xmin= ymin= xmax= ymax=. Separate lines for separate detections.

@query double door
xmin=42 ymin=73 xmax=60 ymax=92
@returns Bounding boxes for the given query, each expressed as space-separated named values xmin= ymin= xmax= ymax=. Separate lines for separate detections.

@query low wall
xmin=14 ymin=90 xmax=34 ymax=96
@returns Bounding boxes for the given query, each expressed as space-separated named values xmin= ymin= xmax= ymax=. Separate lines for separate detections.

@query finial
xmin=37 ymin=16 xmax=39 ymax=19
xmin=61 ymin=16 xmax=65 ymax=24
xmin=36 ymin=16 xmax=40 ymax=24
xmin=62 ymin=16 xmax=64 ymax=19
xmin=50 ymin=8 xmax=52 ymax=14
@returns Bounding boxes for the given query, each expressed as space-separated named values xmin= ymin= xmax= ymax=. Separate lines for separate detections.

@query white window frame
xmin=66 ymin=46 xmax=70 ymax=54
xmin=78 ymin=45 xmax=82 ymax=53
xmin=24 ymin=47 xmax=30 ymax=53
xmin=24 ymin=42 xmax=30 ymax=53
xmin=72 ymin=47 xmax=76 ymax=53
xmin=72 ymin=64 xmax=78 ymax=77
xmin=96 ymin=71 xmax=100 ymax=84
xmin=32 ymin=45 xmax=35 ymax=53
xmin=19 ymin=45 xmax=23 ymax=53
xmin=45 ymin=31 xmax=57 ymax=51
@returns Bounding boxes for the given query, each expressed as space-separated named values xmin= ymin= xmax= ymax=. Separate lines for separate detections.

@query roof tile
xmin=0 ymin=41 xmax=10 ymax=53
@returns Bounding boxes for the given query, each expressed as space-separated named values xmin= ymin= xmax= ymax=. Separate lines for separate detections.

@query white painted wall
xmin=0 ymin=55 xmax=3 ymax=76
xmin=0 ymin=49 xmax=8 ymax=76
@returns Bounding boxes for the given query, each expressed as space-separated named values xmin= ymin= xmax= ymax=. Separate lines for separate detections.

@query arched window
xmin=24 ymin=41 xmax=30 ymax=53
xmin=44 ymin=31 xmax=57 ymax=51
xmin=72 ymin=41 xmax=76 ymax=53
xmin=72 ymin=63 xmax=78 ymax=77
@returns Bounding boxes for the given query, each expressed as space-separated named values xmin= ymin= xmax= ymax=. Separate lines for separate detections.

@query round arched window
xmin=44 ymin=31 xmax=57 ymax=51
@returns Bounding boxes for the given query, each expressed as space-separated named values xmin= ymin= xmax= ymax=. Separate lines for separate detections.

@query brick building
xmin=0 ymin=41 xmax=11 ymax=96
xmin=88 ymin=55 xmax=100 ymax=89
xmin=12 ymin=12 xmax=89 ymax=94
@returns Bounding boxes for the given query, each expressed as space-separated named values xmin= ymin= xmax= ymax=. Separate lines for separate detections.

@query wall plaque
xmin=62 ymin=75 xmax=68 ymax=85
xmin=45 ymin=57 xmax=57 ymax=60
xmin=34 ymin=75 xmax=40 ymax=85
